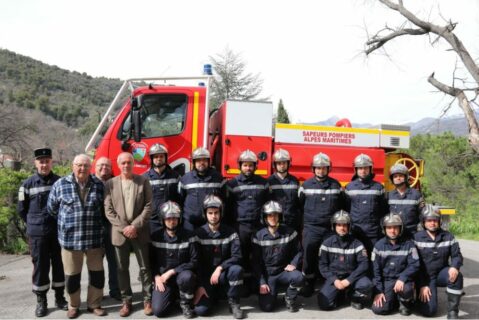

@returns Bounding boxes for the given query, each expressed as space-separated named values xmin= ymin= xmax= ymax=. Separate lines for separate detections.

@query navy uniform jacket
xmin=252 ymin=225 xmax=302 ymax=285
xmin=299 ymin=176 xmax=343 ymax=227
xmin=194 ymin=223 xmax=242 ymax=280
xmin=387 ymin=188 xmax=424 ymax=234
xmin=345 ymin=177 xmax=387 ymax=238
xmin=414 ymin=229 xmax=463 ymax=286
xmin=179 ymin=168 xmax=226 ymax=227
xmin=143 ymin=166 xmax=180 ymax=222
xmin=319 ymin=234 xmax=369 ymax=284
xmin=226 ymin=173 xmax=269 ymax=224
xmin=18 ymin=172 xmax=60 ymax=237
xmin=372 ymin=237 xmax=420 ymax=293
xmin=150 ymin=228 xmax=198 ymax=276
xmin=268 ymin=173 xmax=302 ymax=228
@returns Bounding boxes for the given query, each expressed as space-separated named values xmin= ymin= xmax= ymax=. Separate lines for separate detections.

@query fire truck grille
xmin=390 ymin=137 xmax=400 ymax=146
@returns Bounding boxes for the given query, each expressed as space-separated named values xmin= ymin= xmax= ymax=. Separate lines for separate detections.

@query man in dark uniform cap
xmin=18 ymin=148 xmax=67 ymax=317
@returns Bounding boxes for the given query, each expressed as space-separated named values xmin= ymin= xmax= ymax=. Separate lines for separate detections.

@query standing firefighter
xmin=345 ymin=153 xmax=387 ymax=255
xmin=179 ymin=147 xmax=226 ymax=231
xmin=317 ymin=210 xmax=372 ymax=311
xmin=387 ymin=163 xmax=425 ymax=238
xmin=18 ymin=148 xmax=67 ymax=317
xmin=414 ymin=205 xmax=464 ymax=319
xmin=193 ymin=195 xmax=245 ymax=319
xmin=372 ymin=213 xmax=420 ymax=316
xmin=267 ymin=148 xmax=302 ymax=232
xmin=299 ymin=152 xmax=343 ymax=296
xmin=144 ymin=143 xmax=180 ymax=235
xmin=253 ymin=201 xmax=304 ymax=312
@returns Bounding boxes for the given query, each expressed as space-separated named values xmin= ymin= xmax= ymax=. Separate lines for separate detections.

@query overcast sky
xmin=1 ymin=0 xmax=478 ymax=125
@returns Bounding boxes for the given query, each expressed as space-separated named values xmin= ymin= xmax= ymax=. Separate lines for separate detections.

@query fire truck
xmin=86 ymin=68 xmax=422 ymax=192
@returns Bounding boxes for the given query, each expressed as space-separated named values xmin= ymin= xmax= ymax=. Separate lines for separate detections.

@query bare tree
xmin=365 ymin=0 xmax=479 ymax=153
xmin=0 ymin=106 xmax=38 ymax=161
xmin=209 ymin=47 xmax=265 ymax=110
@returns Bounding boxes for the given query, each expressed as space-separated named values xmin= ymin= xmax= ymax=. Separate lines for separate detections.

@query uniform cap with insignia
xmin=34 ymin=148 xmax=52 ymax=159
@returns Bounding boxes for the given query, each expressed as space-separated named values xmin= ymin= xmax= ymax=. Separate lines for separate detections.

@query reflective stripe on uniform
xmin=229 ymin=280 xmax=244 ymax=286
xmin=151 ymin=237 xmax=196 ymax=250
xmin=447 ymin=287 xmax=463 ymax=295
xmin=302 ymin=189 xmax=341 ymax=195
xmin=32 ymin=283 xmax=50 ymax=291
xmin=414 ymin=239 xmax=457 ymax=248
xmin=269 ymin=184 xmax=299 ymax=190
xmin=150 ymin=178 xmax=179 ymax=186
xmin=195 ymin=233 xmax=238 ymax=246
xmin=320 ymin=244 xmax=364 ymax=255
xmin=388 ymin=199 xmax=420 ymax=205
xmin=180 ymin=292 xmax=194 ymax=299
xmin=52 ymin=281 xmax=65 ymax=288
xmin=345 ymin=189 xmax=384 ymax=196
xmin=372 ymin=249 xmax=410 ymax=257
xmin=231 ymin=185 xmax=266 ymax=193
xmin=252 ymin=231 xmax=297 ymax=247
xmin=181 ymin=182 xmax=223 ymax=190
xmin=28 ymin=186 xmax=52 ymax=196
xmin=18 ymin=186 xmax=26 ymax=201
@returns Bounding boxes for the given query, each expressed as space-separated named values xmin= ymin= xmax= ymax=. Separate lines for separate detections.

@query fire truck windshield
xmin=119 ymin=94 xmax=187 ymax=139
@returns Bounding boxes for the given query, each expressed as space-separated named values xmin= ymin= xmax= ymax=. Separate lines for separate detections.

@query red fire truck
xmin=85 ymin=70 xmax=423 ymax=192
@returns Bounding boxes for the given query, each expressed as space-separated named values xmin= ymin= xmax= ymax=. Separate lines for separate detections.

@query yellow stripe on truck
xmin=192 ymin=91 xmax=199 ymax=151
xmin=227 ymin=169 xmax=268 ymax=175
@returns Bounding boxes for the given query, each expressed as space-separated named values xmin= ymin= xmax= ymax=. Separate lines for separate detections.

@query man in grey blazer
xmin=104 ymin=152 xmax=153 ymax=317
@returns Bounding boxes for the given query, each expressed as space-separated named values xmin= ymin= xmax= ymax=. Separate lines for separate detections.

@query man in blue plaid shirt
xmin=48 ymin=154 xmax=106 ymax=319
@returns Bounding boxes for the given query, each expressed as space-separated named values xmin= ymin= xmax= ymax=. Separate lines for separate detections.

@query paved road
xmin=1 ymin=239 xmax=478 ymax=319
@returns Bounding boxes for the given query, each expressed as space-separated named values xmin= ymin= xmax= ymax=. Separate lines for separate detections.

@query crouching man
xmin=253 ymin=201 xmax=304 ymax=312
xmin=318 ymin=210 xmax=372 ymax=310
xmin=194 ymin=195 xmax=245 ymax=319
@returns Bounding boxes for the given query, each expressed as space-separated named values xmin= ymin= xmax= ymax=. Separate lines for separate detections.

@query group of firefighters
xmin=18 ymin=144 xmax=464 ymax=319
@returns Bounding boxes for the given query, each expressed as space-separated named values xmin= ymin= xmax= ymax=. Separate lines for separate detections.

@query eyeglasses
xmin=96 ymin=163 xmax=111 ymax=168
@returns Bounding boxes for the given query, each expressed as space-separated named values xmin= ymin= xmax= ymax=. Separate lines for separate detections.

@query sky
xmin=1 ymin=0 xmax=478 ymax=126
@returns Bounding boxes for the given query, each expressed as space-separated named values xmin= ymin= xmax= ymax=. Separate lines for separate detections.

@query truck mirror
xmin=131 ymin=94 xmax=143 ymax=142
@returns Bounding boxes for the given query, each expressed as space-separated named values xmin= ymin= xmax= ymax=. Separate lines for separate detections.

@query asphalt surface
xmin=0 ymin=239 xmax=478 ymax=319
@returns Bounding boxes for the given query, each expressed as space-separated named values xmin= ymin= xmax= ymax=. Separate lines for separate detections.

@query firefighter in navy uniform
xmin=387 ymin=163 xmax=425 ymax=238
xmin=18 ymin=148 xmax=67 ymax=317
xmin=371 ymin=213 xmax=420 ymax=316
xmin=414 ymin=205 xmax=464 ymax=319
xmin=298 ymin=152 xmax=343 ymax=297
xmin=345 ymin=153 xmax=387 ymax=255
xmin=193 ymin=195 xmax=245 ymax=319
xmin=317 ymin=210 xmax=372 ymax=310
xmin=150 ymin=201 xmax=198 ymax=318
xmin=226 ymin=149 xmax=269 ymax=294
xmin=252 ymin=201 xmax=304 ymax=312
xmin=179 ymin=147 xmax=226 ymax=232
xmin=267 ymin=148 xmax=302 ymax=233
xmin=143 ymin=143 xmax=180 ymax=235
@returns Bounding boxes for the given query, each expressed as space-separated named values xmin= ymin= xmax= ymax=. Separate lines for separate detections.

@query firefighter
xmin=267 ymin=148 xmax=302 ymax=232
xmin=371 ymin=213 xmax=420 ymax=316
xmin=387 ymin=163 xmax=425 ymax=238
xmin=149 ymin=201 xmax=198 ymax=318
xmin=317 ymin=210 xmax=372 ymax=311
xmin=179 ymin=147 xmax=226 ymax=232
xmin=252 ymin=201 xmax=304 ymax=312
xmin=226 ymin=149 xmax=269 ymax=293
xmin=143 ymin=143 xmax=180 ymax=235
xmin=18 ymin=148 xmax=67 ymax=317
xmin=345 ymin=153 xmax=387 ymax=255
xmin=298 ymin=152 xmax=343 ymax=297
xmin=193 ymin=195 xmax=245 ymax=319
xmin=414 ymin=205 xmax=463 ymax=319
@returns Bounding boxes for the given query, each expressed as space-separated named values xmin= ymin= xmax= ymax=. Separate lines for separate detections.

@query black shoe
xmin=284 ymin=296 xmax=299 ymax=313
xmin=228 ymin=298 xmax=245 ymax=319
xmin=350 ymin=301 xmax=364 ymax=310
xmin=55 ymin=296 xmax=68 ymax=311
xmin=399 ymin=301 xmax=412 ymax=316
xmin=35 ymin=295 xmax=48 ymax=317
xmin=299 ymin=281 xmax=314 ymax=297
xmin=180 ymin=301 xmax=195 ymax=319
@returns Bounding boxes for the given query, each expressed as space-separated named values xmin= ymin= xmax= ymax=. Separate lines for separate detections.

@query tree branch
xmin=365 ymin=28 xmax=428 ymax=55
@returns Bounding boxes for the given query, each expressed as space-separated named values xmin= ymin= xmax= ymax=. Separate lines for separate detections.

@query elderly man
xmin=48 ymin=154 xmax=106 ymax=319
xmin=94 ymin=157 xmax=120 ymax=301
xmin=104 ymin=152 xmax=153 ymax=317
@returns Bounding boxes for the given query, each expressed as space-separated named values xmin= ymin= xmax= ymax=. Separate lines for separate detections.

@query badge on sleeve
xmin=371 ymin=251 xmax=376 ymax=261
xmin=411 ymin=247 xmax=419 ymax=260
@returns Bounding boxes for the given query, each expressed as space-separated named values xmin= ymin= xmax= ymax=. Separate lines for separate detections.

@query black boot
xmin=54 ymin=289 xmax=68 ymax=311
xmin=299 ymin=279 xmax=314 ymax=297
xmin=447 ymin=293 xmax=461 ymax=319
xmin=180 ymin=300 xmax=195 ymax=319
xmin=284 ymin=296 xmax=299 ymax=313
xmin=35 ymin=293 xmax=48 ymax=317
xmin=399 ymin=299 xmax=412 ymax=316
xmin=228 ymin=298 xmax=245 ymax=319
